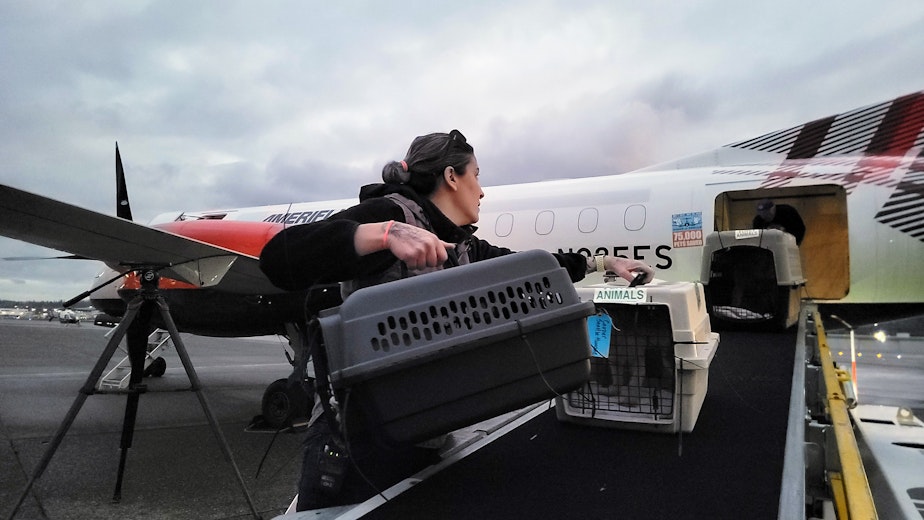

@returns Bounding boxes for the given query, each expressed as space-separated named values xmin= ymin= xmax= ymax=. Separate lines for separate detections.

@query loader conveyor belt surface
xmin=363 ymin=330 xmax=797 ymax=520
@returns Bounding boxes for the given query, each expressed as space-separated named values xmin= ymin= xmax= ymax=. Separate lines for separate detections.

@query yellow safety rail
xmin=813 ymin=312 xmax=877 ymax=520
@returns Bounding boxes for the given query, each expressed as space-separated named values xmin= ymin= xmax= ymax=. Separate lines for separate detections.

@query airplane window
xmin=578 ymin=208 xmax=599 ymax=233
xmin=535 ymin=210 xmax=555 ymax=235
xmin=495 ymin=213 xmax=514 ymax=237
xmin=624 ymin=204 xmax=646 ymax=231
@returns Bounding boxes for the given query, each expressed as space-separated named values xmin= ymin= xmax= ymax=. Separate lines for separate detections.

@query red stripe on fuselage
xmin=840 ymin=93 xmax=924 ymax=192
xmin=867 ymin=92 xmax=924 ymax=155
xmin=155 ymin=220 xmax=285 ymax=257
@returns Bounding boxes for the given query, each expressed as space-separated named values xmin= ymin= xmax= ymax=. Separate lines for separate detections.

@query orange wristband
xmin=382 ymin=220 xmax=395 ymax=249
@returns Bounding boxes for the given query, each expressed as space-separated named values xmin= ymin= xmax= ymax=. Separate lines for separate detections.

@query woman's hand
xmin=606 ymin=257 xmax=655 ymax=285
xmin=355 ymin=221 xmax=454 ymax=269
xmin=384 ymin=221 xmax=455 ymax=269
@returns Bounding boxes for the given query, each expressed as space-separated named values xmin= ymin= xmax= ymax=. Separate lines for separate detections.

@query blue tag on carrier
xmin=587 ymin=313 xmax=612 ymax=358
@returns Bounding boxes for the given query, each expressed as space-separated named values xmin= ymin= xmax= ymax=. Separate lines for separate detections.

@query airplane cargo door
xmin=714 ymin=185 xmax=849 ymax=300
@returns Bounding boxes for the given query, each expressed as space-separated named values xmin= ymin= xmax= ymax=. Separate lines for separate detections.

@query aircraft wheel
xmin=261 ymin=378 xmax=310 ymax=429
xmin=144 ymin=357 xmax=167 ymax=378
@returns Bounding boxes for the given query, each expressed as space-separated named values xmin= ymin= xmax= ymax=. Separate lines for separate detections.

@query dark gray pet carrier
xmin=317 ymin=249 xmax=595 ymax=445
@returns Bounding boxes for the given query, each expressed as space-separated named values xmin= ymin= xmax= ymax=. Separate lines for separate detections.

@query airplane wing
xmin=0 ymin=183 xmax=282 ymax=295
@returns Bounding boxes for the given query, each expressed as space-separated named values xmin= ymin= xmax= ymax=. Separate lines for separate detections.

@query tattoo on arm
xmin=389 ymin=222 xmax=424 ymax=243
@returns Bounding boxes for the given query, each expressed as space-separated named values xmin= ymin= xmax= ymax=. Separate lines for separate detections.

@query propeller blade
xmin=116 ymin=142 xmax=133 ymax=221
xmin=62 ymin=269 xmax=129 ymax=308
xmin=3 ymin=254 xmax=86 ymax=261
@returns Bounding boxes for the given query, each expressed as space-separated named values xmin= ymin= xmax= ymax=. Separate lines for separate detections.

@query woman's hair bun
xmin=382 ymin=160 xmax=411 ymax=184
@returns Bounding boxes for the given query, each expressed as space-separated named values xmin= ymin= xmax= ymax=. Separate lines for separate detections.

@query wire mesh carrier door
xmin=317 ymin=249 xmax=595 ymax=446
xmin=568 ymin=304 xmax=677 ymax=424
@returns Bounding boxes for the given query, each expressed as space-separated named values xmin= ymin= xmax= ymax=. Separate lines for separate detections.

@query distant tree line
xmin=0 ymin=299 xmax=92 ymax=309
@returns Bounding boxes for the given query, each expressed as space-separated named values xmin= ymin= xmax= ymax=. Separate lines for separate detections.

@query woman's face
xmin=455 ymin=157 xmax=484 ymax=225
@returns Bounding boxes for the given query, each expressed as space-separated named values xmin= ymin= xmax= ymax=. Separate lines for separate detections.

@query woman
xmin=260 ymin=129 xmax=652 ymax=294
xmin=259 ymin=129 xmax=653 ymax=511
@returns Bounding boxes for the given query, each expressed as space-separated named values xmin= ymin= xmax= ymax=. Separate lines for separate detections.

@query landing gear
xmin=143 ymin=356 xmax=167 ymax=378
xmin=261 ymin=378 xmax=311 ymax=429
xmin=254 ymin=284 xmax=341 ymax=431
xmin=256 ymin=314 xmax=325 ymax=431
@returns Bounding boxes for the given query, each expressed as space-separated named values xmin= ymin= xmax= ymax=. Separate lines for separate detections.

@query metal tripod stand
xmin=7 ymin=268 xmax=262 ymax=520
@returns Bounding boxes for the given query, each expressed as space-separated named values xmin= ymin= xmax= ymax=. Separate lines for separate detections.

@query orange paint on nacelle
xmin=121 ymin=220 xmax=284 ymax=290
xmin=122 ymin=274 xmax=199 ymax=290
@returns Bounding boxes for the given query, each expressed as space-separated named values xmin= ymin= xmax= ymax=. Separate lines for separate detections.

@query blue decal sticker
xmin=671 ymin=211 xmax=704 ymax=248
xmin=587 ymin=313 xmax=612 ymax=357
xmin=671 ymin=212 xmax=702 ymax=232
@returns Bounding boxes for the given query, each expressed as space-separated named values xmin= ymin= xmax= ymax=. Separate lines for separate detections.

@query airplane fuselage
xmin=132 ymin=152 xmax=922 ymax=330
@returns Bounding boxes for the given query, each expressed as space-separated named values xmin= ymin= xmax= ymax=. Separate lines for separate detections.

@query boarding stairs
xmin=97 ymin=329 xmax=172 ymax=391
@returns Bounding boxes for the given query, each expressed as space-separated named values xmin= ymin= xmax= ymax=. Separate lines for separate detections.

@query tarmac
xmin=0 ymin=319 xmax=303 ymax=520
xmin=2 ymin=317 xmax=922 ymax=520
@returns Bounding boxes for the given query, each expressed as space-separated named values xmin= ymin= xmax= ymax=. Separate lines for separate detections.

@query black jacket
xmin=752 ymin=203 xmax=806 ymax=245
xmin=259 ymin=184 xmax=589 ymax=291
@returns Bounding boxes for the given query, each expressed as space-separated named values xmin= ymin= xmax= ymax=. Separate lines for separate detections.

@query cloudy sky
xmin=1 ymin=1 xmax=923 ymax=303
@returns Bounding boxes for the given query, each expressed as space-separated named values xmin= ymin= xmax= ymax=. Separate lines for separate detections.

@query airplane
xmin=56 ymin=309 xmax=78 ymax=324
xmin=103 ymin=90 xmax=924 ymax=328
xmin=1 ymin=90 xmax=923 ymax=430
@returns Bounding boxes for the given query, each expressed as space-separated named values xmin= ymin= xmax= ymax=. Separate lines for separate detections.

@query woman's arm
xmin=260 ymin=199 xmax=455 ymax=290
xmin=355 ymin=220 xmax=454 ymax=270
xmin=260 ymin=200 xmax=402 ymax=290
